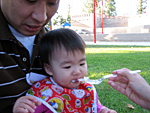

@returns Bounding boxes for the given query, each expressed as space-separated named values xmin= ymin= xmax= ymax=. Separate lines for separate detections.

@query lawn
xmin=85 ymin=45 xmax=150 ymax=113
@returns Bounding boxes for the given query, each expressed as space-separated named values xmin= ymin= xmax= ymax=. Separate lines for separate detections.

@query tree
xmin=83 ymin=0 xmax=116 ymax=16
xmin=67 ymin=15 xmax=71 ymax=24
xmin=53 ymin=12 xmax=66 ymax=26
xmin=53 ymin=3 xmax=71 ymax=26
xmin=137 ymin=0 xmax=147 ymax=14
xmin=83 ymin=0 xmax=94 ymax=13
xmin=66 ymin=4 xmax=71 ymax=24
xmin=104 ymin=0 xmax=116 ymax=16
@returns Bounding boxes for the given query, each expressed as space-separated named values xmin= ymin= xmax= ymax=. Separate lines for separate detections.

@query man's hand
xmin=108 ymin=68 xmax=150 ymax=110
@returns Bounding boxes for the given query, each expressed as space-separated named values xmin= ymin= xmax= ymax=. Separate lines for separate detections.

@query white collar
xmin=8 ymin=25 xmax=36 ymax=59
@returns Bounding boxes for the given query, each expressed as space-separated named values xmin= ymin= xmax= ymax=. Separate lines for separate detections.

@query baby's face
xmin=46 ymin=46 xmax=87 ymax=88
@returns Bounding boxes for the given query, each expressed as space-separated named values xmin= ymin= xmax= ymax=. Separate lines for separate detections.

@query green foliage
xmin=67 ymin=14 xmax=71 ymax=24
xmin=53 ymin=12 xmax=66 ymax=26
xmin=83 ymin=0 xmax=117 ymax=16
xmin=104 ymin=0 xmax=116 ymax=16
xmin=137 ymin=0 xmax=147 ymax=14
xmin=83 ymin=0 xmax=94 ymax=13
xmin=53 ymin=11 xmax=71 ymax=26
xmin=86 ymin=45 xmax=150 ymax=112
xmin=66 ymin=4 xmax=71 ymax=24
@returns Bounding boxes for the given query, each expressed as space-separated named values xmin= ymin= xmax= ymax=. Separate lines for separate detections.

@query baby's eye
xmin=26 ymin=0 xmax=36 ymax=3
xmin=80 ymin=63 xmax=85 ymax=66
xmin=63 ymin=66 xmax=71 ymax=69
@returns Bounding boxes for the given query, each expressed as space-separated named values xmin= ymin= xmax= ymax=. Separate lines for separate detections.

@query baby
xmin=14 ymin=28 xmax=117 ymax=113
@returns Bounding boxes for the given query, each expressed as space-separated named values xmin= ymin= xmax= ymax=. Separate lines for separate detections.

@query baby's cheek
xmin=83 ymin=71 xmax=87 ymax=76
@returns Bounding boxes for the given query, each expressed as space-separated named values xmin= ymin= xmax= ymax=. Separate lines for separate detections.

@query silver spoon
xmin=79 ymin=70 xmax=141 ymax=85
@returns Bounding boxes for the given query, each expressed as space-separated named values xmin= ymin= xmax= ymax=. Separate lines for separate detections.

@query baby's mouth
xmin=72 ymin=79 xmax=79 ymax=83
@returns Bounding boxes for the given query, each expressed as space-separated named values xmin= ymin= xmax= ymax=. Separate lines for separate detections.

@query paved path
xmin=85 ymin=41 xmax=150 ymax=46
xmin=80 ymin=33 xmax=150 ymax=41
xmin=79 ymin=33 xmax=150 ymax=46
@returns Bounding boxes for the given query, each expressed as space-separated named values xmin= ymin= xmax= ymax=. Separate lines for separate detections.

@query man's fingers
xmin=109 ymin=76 xmax=128 ymax=84
xmin=112 ymin=68 xmax=130 ymax=74
xmin=108 ymin=81 xmax=127 ymax=95
xmin=117 ymin=70 xmax=134 ymax=80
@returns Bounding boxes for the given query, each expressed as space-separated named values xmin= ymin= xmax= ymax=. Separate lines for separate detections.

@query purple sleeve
xmin=96 ymin=93 xmax=107 ymax=113
xmin=35 ymin=104 xmax=53 ymax=113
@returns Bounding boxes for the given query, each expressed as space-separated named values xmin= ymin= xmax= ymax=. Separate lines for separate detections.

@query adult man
xmin=0 ymin=0 xmax=60 ymax=112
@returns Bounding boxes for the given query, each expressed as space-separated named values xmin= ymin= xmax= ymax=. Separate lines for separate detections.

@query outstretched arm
xmin=108 ymin=68 xmax=150 ymax=110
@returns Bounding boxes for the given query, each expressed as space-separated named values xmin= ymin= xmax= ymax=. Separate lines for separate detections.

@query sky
xmin=116 ymin=0 xmax=150 ymax=15
xmin=57 ymin=0 xmax=84 ymax=16
xmin=56 ymin=0 xmax=150 ymax=18
xmin=115 ymin=0 xmax=137 ymax=16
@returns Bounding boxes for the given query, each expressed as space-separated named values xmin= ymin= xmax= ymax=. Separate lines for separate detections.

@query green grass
xmin=85 ymin=45 xmax=150 ymax=113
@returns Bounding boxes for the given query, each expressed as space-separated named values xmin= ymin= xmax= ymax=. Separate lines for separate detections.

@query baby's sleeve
xmin=35 ymin=104 xmax=53 ymax=113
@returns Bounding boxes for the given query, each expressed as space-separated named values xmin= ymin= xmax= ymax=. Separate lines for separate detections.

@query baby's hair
xmin=40 ymin=28 xmax=86 ymax=64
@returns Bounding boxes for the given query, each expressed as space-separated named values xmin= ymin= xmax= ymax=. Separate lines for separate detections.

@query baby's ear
xmin=44 ymin=63 xmax=53 ymax=76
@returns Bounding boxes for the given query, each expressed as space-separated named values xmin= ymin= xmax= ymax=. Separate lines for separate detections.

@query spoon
xmin=79 ymin=70 xmax=141 ymax=85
